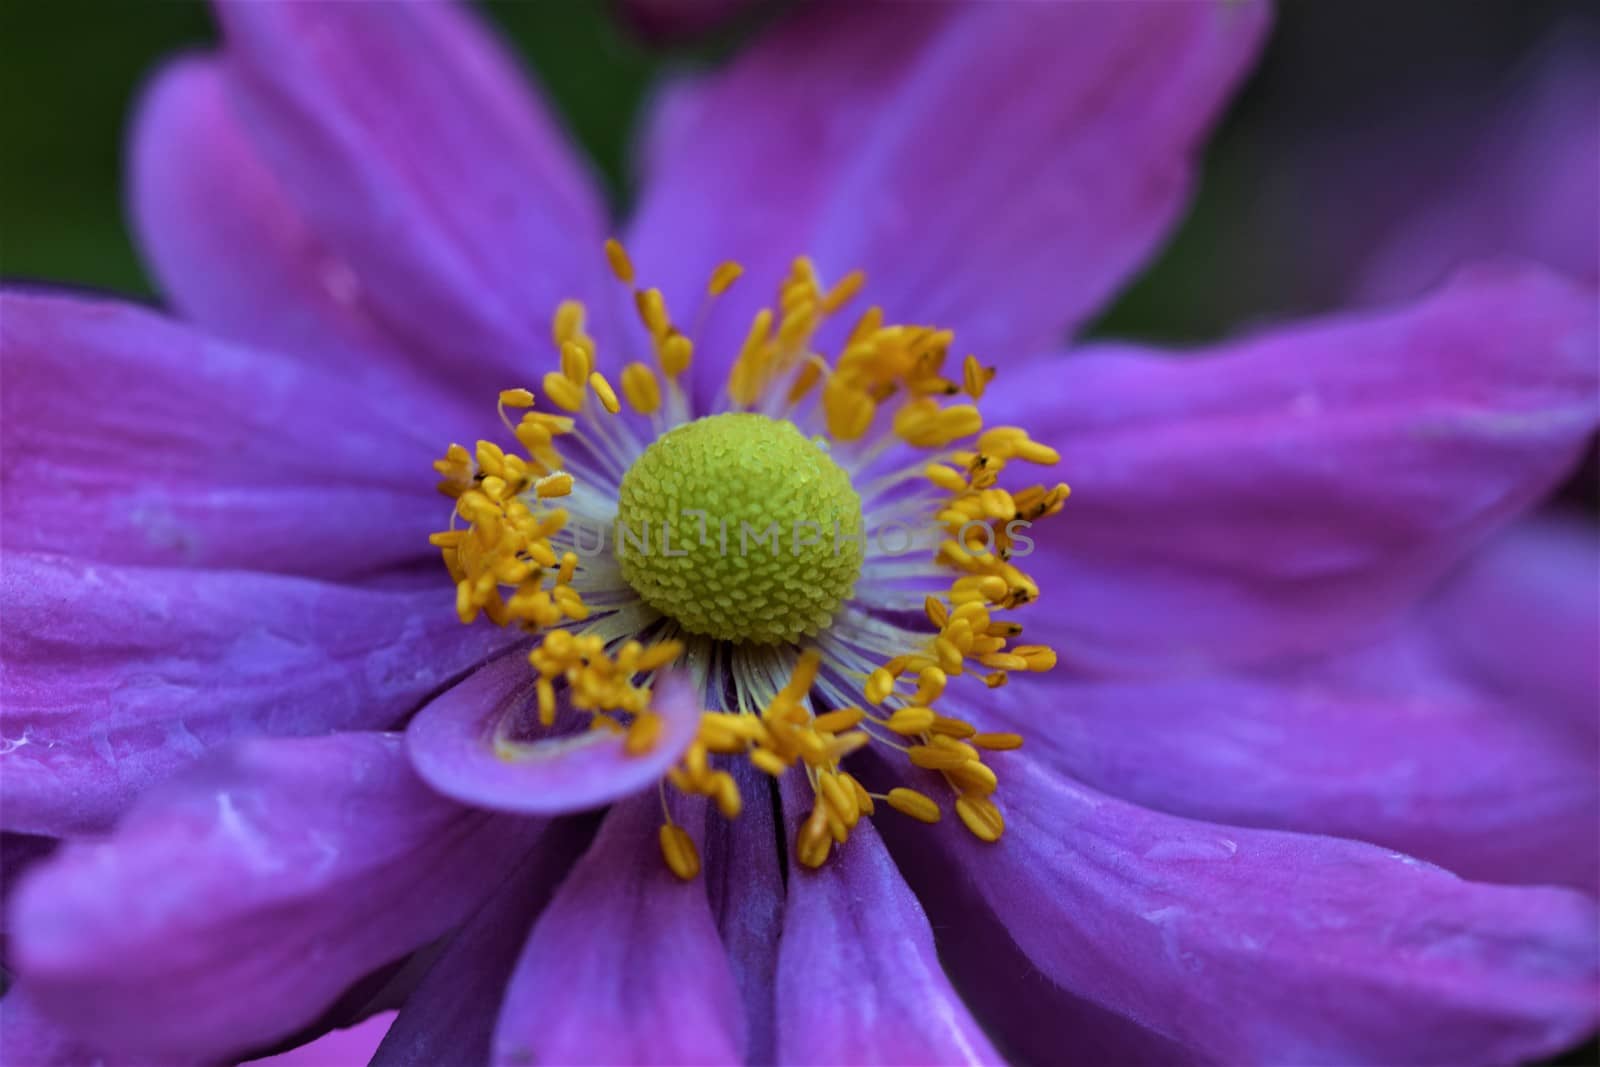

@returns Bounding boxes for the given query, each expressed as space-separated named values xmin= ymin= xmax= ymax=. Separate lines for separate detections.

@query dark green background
xmin=2 ymin=0 xmax=1591 ymax=343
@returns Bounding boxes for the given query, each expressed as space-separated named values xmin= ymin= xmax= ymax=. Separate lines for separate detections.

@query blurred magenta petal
xmin=0 ymin=291 xmax=445 ymax=577
xmin=371 ymin=820 xmax=592 ymax=1067
xmin=407 ymin=656 xmax=701 ymax=815
xmin=627 ymin=0 xmax=1268 ymax=400
xmin=11 ymin=733 xmax=540 ymax=1063
xmin=210 ymin=0 xmax=613 ymax=394
xmin=775 ymin=777 xmax=1000 ymax=1067
xmin=1424 ymin=514 xmax=1600 ymax=736
xmin=245 ymin=1012 xmax=397 ymax=1067
xmin=995 ymin=622 xmax=1598 ymax=891
xmin=1357 ymin=36 xmax=1600 ymax=299
xmin=1009 ymin=263 xmax=1598 ymax=673
xmin=492 ymin=794 xmax=741 ymax=1066
xmin=0 ymin=553 xmax=507 ymax=835
xmin=890 ymin=759 xmax=1600 ymax=1066
xmin=130 ymin=55 xmax=412 ymax=386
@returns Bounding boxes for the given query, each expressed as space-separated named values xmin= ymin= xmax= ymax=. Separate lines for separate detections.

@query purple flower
xmin=3 ymin=3 xmax=1598 ymax=1065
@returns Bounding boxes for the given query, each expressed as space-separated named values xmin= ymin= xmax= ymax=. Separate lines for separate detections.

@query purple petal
xmin=0 ymin=290 xmax=448 ymax=577
xmin=0 ymin=553 xmax=508 ymax=835
xmin=249 ymin=1012 xmax=396 ymax=1067
xmin=700 ymin=761 xmax=783 ymax=1065
xmin=492 ymin=794 xmax=742 ymax=1066
xmin=1006 ymin=263 xmax=1599 ymax=673
xmin=1357 ymin=37 xmax=1600 ymax=299
xmin=1 ymin=986 xmax=165 ymax=1067
xmin=130 ymin=55 xmax=419 ymax=389
xmin=994 ymin=619 xmax=1598 ymax=892
xmin=626 ymin=0 xmax=1268 ymax=400
xmin=1424 ymin=514 xmax=1600 ymax=737
xmin=883 ymin=758 xmax=1600 ymax=1065
xmin=209 ymin=0 xmax=613 ymax=397
xmin=371 ymin=819 xmax=592 ymax=1067
xmin=775 ymin=776 xmax=1000 ymax=1067
xmin=407 ymin=655 xmax=701 ymax=815
xmin=10 ymin=732 xmax=540 ymax=1063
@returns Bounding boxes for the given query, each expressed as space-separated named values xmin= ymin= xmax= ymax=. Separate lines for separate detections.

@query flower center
xmin=614 ymin=412 xmax=864 ymax=644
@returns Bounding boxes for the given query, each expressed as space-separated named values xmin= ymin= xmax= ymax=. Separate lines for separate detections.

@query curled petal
xmin=406 ymin=655 xmax=701 ymax=815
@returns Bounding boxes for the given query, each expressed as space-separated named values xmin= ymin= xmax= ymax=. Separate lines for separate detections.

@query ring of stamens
xmin=428 ymin=238 xmax=1068 ymax=879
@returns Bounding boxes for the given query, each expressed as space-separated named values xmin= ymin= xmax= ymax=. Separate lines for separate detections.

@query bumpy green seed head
xmin=615 ymin=413 xmax=864 ymax=644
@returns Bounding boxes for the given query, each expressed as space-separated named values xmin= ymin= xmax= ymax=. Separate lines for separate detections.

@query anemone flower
xmin=2 ymin=3 xmax=1598 ymax=1066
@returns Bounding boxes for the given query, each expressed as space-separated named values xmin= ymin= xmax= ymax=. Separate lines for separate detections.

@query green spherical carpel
xmin=615 ymin=413 xmax=864 ymax=644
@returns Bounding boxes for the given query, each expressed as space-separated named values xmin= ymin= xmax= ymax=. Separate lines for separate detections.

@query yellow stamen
xmin=708 ymin=260 xmax=743 ymax=295
xmin=604 ymin=237 xmax=635 ymax=284
xmin=659 ymin=822 xmax=700 ymax=880
xmin=588 ymin=371 xmax=621 ymax=415
xmin=885 ymin=788 xmax=942 ymax=824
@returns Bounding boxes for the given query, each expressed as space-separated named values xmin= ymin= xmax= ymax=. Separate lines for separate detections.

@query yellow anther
xmin=621 ymin=361 xmax=662 ymax=414
xmin=537 ymin=677 xmax=557 ymax=728
xmin=962 ymin=355 xmax=995 ymax=399
xmin=925 ymin=464 xmax=968 ymax=492
xmin=797 ymin=808 xmax=832 ymax=868
xmin=864 ymin=668 xmax=897 ymax=705
xmin=541 ymin=370 xmax=585 ymax=412
xmin=819 ymin=772 xmax=859 ymax=828
xmin=908 ymin=744 xmax=970 ymax=770
xmin=823 ymin=376 xmax=875 ymax=441
xmin=604 ymin=238 xmax=635 ymax=284
xmin=658 ymin=332 xmax=693 ymax=377
xmin=560 ymin=340 xmax=593 ymax=384
xmin=708 ymin=261 xmax=744 ymax=295
xmin=536 ymin=472 xmax=574 ymax=498
xmin=589 ymin=371 xmax=621 ymax=415
xmin=637 ymin=641 xmax=685 ymax=672
xmin=930 ymin=715 xmax=977 ymax=739
xmin=947 ymin=759 xmax=998 ymax=796
xmin=972 ymin=732 xmax=1024 ymax=751
xmin=554 ymin=301 xmax=586 ymax=347
xmin=954 ymin=794 xmax=1004 ymax=842
xmin=751 ymin=749 xmax=789 ymax=777
xmin=821 ymin=269 xmax=866 ymax=314
xmin=1013 ymin=645 xmax=1058 ymax=672
xmin=885 ymin=788 xmax=941 ymax=824
xmin=885 ymin=706 xmax=937 ymax=735
xmin=659 ymin=822 xmax=700 ymax=880
xmin=632 ymin=288 xmax=670 ymax=340
xmin=625 ymin=711 xmax=662 ymax=755
xmin=498 ymin=388 xmax=536 ymax=409
xmin=712 ymin=772 xmax=742 ymax=818
xmin=812 ymin=707 xmax=865 ymax=733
